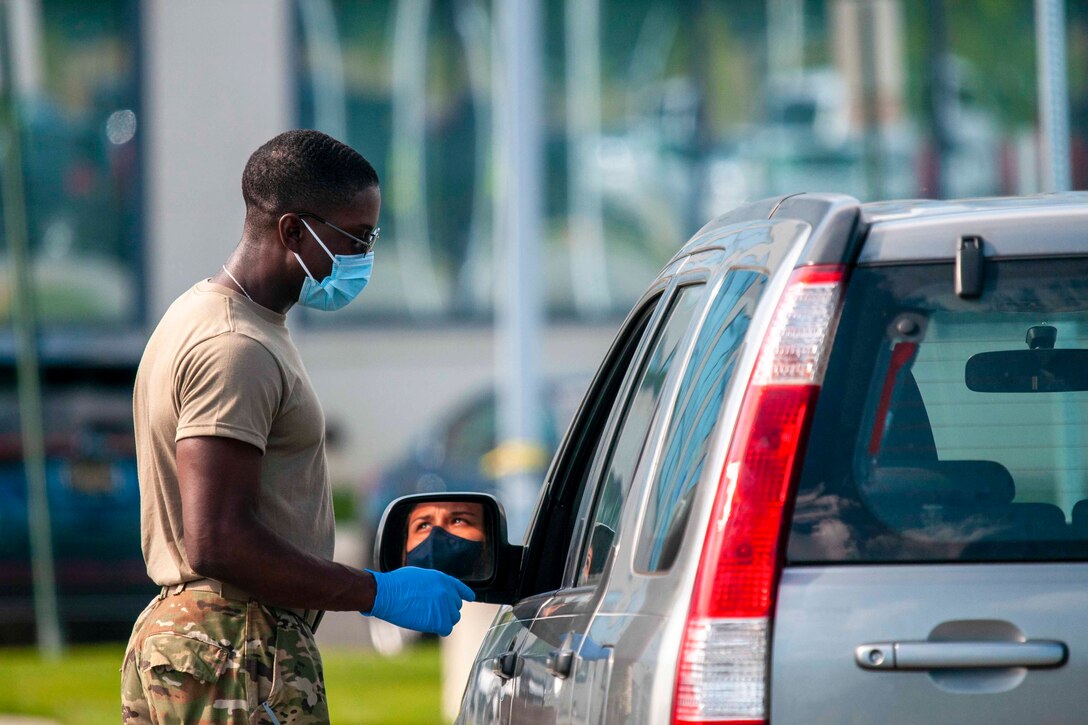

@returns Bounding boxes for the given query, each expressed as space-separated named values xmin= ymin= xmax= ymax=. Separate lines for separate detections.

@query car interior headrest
xmin=1072 ymin=500 xmax=1088 ymax=530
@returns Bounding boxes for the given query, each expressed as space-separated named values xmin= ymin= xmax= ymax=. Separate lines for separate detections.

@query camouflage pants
xmin=120 ymin=589 xmax=329 ymax=724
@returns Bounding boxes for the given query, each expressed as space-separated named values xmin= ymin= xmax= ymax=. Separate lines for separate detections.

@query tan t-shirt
xmin=133 ymin=280 xmax=334 ymax=585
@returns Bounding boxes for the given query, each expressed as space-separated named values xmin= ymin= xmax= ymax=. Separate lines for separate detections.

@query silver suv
xmin=376 ymin=192 xmax=1088 ymax=724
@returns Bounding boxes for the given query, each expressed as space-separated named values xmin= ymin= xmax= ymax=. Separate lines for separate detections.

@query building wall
xmin=144 ymin=0 xmax=294 ymax=318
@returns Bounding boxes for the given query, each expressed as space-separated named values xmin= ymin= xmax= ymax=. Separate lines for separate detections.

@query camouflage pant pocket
xmin=142 ymin=633 xmax=231 ymax=683
xmin=255 ymin=615 xmax=328 ymax=725
xmin=137 ymin=632 xmax=246 ymax=722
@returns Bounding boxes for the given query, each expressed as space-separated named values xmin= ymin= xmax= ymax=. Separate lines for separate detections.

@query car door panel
xmin=506 ymin=588 xmax=596 ymax=724
xmin=582 ymin=612 xmax=673 ymax=724
xmin=576 ymin=261 xmax=778 ymax=722
xmin=566 ymin=614 xmax=616 ymax=723
xmin=504 ymin=279 xmax=706 ymax=722
xmin=456 ymin=608 xmax=529 ymax=725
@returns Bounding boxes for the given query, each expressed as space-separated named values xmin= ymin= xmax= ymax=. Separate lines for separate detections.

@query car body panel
xmin=860 ymin=194 xmax=1088 ymax=262
xmin=509 ymin=588 xmax=598 ymax=723
xmin=462 ymin=217 xmax=818 ymax=721
xmin=772 ymin=565 xmax=1088 ymax=724
xmin=578 ymin=234 xmax=807 ymax=723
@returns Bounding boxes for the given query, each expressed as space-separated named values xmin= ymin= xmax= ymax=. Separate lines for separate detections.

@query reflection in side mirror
xmin=375 ymin=492 xmax=509 ymax=586
xmin=405 ymin=500 xmax=489 ymax=579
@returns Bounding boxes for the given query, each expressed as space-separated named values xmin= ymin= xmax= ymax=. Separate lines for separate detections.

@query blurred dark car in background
xmin=360 ymin=375 xmax=589 ymax=541
xmin=0 ymin=332 xmax=154 ymax=642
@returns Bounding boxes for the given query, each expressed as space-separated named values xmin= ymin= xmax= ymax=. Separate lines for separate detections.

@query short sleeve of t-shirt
xmin=174 ymin=332 xmax=283 ymax=453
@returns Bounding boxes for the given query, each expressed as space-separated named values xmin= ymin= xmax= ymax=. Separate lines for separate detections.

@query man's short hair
xmin=241 ymin=130 xmax=379 ymax=221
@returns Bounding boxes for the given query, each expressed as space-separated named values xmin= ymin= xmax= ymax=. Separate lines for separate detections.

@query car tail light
xmin=673 ymin=266 xmax=845 ymax=725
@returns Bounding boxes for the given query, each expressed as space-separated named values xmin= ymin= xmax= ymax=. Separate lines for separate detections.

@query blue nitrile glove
xmin=363 ymin=567 xmax=476 ymax=636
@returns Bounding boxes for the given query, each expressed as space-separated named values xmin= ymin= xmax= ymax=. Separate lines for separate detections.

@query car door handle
xmin=856 ymin=640 xmax=1068 ymax=671
xmin=546 ymin=649 xmax=574 ymax=679
xmin=491 ymin=652 xmax=521 ymax=680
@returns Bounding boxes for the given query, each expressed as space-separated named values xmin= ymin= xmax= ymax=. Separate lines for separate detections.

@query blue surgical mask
xmin=295 ymin=219 xmax=373 ymax=311
xmin=406 ymin=526 xmax=485 ymax=579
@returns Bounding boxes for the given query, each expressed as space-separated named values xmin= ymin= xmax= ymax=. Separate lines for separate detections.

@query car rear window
xmin=789 ymin=257 xmax=1088 ymax=563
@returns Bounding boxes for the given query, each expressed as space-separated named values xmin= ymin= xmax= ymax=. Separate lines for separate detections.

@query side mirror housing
xmin=374 ymin=492 xmax=522 ymax=604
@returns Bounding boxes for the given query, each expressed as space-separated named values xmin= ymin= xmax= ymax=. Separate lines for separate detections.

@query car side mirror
xmin=374 ymin=492 xmax=522 ymax=604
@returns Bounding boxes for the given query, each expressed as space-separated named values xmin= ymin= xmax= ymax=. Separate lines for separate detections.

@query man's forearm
xmin=187 ymin=513 xmax=377 ymax=612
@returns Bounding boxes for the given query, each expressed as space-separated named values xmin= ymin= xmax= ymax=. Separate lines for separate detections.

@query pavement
xmin=314 ymin=525 xmax=374 ymax=650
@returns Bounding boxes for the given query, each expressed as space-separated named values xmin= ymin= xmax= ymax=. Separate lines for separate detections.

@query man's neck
xmin=216 ymin=239 xmax=298 ymax=315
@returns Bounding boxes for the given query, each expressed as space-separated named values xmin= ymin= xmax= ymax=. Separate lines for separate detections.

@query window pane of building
xmin=0 ymin=0 xmax=142 ymax=325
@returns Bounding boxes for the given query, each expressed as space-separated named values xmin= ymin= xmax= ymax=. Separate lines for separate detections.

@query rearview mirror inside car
xmin=374 ymin=492 xmax=521 ymax=602
xmin=965 ymin=349 xmax=1088 ymax=393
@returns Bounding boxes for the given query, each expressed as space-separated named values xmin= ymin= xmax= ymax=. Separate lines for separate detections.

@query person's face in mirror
xmin=406 ymin=502 xmax=487 ymax=552
xmin=403 ymin=501 xmax=491 ymax=579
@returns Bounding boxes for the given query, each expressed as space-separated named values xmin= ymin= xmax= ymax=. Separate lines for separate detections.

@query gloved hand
xmin=363 ymin=567 xmax=475 ymax=636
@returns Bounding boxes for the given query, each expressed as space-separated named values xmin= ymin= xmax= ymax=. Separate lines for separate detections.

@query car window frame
xmin=514 ymin=273 xmax=675 ymax=600
xmin=568 ymin=281 xmax=709 ymax=589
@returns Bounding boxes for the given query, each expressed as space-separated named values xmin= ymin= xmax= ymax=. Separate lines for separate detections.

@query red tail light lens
xmin=692 ymin=383 xmax=820 ymax=620
xmin=673 ymin=266 xmax=845 ymax=725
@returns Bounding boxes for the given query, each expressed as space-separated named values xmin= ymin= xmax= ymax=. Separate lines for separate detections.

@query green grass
xmin=0 ymin=642 xmax=443 ymax=724
xmin=331 ymin=487 xmax=358 ymax=524
xmin=0 ymin=644 xmax=123 ymax=724
xmin=325 ymin=644 xmax=443 ymax=724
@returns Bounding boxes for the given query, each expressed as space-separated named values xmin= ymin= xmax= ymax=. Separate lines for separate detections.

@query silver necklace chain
xmin=221 ymin=265 xmax=254 ymax=302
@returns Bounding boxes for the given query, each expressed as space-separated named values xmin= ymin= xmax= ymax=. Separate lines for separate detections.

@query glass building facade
xmin=294 ymin=0 xmax=1088 ymax=323
xmin=3 ymin=1 xmax=1088 ymax=326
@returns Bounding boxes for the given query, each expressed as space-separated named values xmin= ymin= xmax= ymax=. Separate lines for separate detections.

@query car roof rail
xmin=769 ymin=192 xmax=865 ymax=268
xmin=670 ymin=193 xmax=865 ymax=272
xmin=691 ymin=195 xmax=793 ymax=238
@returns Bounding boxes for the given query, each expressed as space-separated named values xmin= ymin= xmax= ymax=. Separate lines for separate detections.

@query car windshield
xmin=789 ymin=256 xmax=1088 ymax=564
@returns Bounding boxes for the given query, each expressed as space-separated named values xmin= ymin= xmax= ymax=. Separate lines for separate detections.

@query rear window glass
xmin=789 ymin=257 xmax=1088 ymax=563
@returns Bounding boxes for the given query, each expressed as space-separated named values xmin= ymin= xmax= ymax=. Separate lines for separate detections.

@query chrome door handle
xmin=492 ymin=652 xmax=521 ymax=680
xmin=856 ymin=640 xmax=1067 ymax=671
xmin=546 ymin=649 xmax=574 ymax=679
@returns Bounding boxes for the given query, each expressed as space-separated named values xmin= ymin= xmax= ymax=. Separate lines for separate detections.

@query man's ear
xmin=278 ymin=213 xmax=306 ymax=254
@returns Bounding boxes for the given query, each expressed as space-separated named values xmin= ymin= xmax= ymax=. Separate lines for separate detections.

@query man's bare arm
xmin=176 ymin=435 xmax=377 ymax=612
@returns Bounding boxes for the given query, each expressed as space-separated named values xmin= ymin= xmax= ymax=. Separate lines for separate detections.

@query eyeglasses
xmin=297 ymin=212 xmax=380 ymax=254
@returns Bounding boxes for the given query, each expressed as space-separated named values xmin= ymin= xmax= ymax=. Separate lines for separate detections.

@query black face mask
xmin=406 ymin=526 xmax=485 ymax=579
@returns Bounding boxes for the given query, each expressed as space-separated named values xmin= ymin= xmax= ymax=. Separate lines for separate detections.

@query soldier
xmin=121 ymin=130 xmax=473 ymax=724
